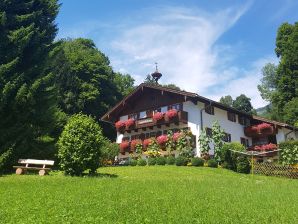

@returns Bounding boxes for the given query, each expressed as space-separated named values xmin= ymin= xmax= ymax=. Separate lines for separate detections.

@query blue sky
xmin=56 ymin=0 xmax=298 ymax=108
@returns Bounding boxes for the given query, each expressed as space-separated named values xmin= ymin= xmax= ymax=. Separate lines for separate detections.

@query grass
xmin=0 ymin=166 xmax=298 ymax=223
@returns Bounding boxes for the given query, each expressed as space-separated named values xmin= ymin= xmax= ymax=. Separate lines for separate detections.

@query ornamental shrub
xmin=57 ymin=114 xmax=105 ymax=176
xmin=236 ymin=155 xmax=250 ymax=174
xmin=166 ymin=156 xmax=176 ymax=165
xmin=130 ymin=139 xmax=142 ymax=152
xmin=137 ymin=159 xmax=147 ymax=166
xmin=129 ymin=159 xmax=137 ymax=166
xmin=207 ymin=159 xmax=218 ymax=168
xmin=148 ymin=157 xmax=156 ymax=166
xmin=222 ymin=142 xmax=245 ymax=171
xmin=175 ymin=156 xmax=188 ymax=166
xmin=191 ymin=157 xmax=204 ymax=167
xmin=100 ymin=142 xmax=119 ymax=166
xmin=279 ymin=141 xmax=298 ymax=165
xmin=156 ymin=157 xmax=166 ymax=165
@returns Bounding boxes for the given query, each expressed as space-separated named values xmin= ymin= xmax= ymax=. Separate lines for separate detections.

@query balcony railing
xmin=119 ymin=111 xmax=188 ymax=133
xmin=244 ymin=123 xmax=277 ymax=137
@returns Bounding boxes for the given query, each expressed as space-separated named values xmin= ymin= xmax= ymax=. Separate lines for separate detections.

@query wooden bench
xmin=13 ymin=159 xmax=54 ymax=176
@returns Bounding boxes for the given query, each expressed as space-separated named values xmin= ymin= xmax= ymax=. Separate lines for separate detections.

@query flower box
xmin=115 ymin=120 xmax=126 ymax=133
xmin=153 ymin=112 xmax=164 ymax=124
xmin=244 ymin=123 xmax=275 ymax=137
xmin=119 ymin=141 xmax=130 ymax=155
xmin=125 ymin=119 xmax=135 ymax=130
xmin=165 ymin=109 xmax=178 ymax=122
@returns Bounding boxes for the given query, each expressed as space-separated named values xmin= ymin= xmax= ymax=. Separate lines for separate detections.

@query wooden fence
xmin=253 ymin=162 xmax=298 ymax=179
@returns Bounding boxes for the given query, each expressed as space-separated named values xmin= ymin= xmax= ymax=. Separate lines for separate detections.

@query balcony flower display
xmin=125 ymin=119 xmax=135 ymax=129
xmin=252 ymin=143 xmax=277 ymax=152
xmin=115 ymin=120 xmax=126 ymax=133
xmin=119 ymin=141 xmax=130 ymax=154
xmin=153 ymin=112 xmax=164 ymax=122
xmin=130 ymin=139 xmax=142 ymax=152
xmin=244 ymin=122 xmax=274 ymax=137
xmin=257 ymin=123 xmax=272 ymax=131
xmin=165 ymin=109 xmax=178 ymax=119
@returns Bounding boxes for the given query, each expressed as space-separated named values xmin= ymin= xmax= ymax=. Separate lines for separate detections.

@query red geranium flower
xmin=143 ymin=138 xmax=152 ymax=148
xmin=130 ymin=139 xmax=142 ymax=151
xmin=157 ymin=135 xmax=168 ymax=145
xmin=125 ymin=119 xmax=135 ymax=129
xmin=119 ymin=141 xmax=130 ymax=154
xmin=257 ymin=123 xmax=271 ymax=131
xmin=166 ymin=109 xmax=178 ymax=119
xmin=153 ymin=112 xmax=164 ymax=121
xmin=173 ymin=132 xmax=181 ymax=142
xmin=115 ymin=120 xmax=126 ymax=130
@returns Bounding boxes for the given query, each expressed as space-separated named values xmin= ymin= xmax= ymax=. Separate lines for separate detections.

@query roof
xmin=100 ymin=83 xmax=295 ymax=130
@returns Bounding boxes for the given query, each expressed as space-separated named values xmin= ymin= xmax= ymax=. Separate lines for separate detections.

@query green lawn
xmin=0 ymin=166 xmax=297 ymax=223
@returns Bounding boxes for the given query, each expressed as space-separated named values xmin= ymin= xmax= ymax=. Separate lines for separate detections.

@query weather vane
xmin=151 ymin=62 xmax=162 ymax=83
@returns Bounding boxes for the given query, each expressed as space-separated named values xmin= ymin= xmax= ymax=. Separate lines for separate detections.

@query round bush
xmin=129 ymin=159 xmax=137 ymax=166
xmin=166 ymin=156 xmax=176 ymax=165
xmin=156 ymin=157 xmax=166 ymax=165
xmin=207 ymin=159 xmax=218 ymax=168
xmin=57 ymin=114 xmax=105 ymax=176
xmin=175 ymin=156 xmax=188 ymax=166
xmin=191 ymin=157 xmax=204 ymax=167
xmin=236 ymin=156 xmax=251 ymax=174
xmin=137 ymin=159 xmax=147 ymax=166
xmin=148 ymin=157 xmax=156 ymax=166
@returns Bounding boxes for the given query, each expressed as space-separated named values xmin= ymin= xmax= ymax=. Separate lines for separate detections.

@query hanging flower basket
xmin=130 ymin=139 xmax=142 ymax=152
xmin=153 ymin=112 xmax=164 ymax=123
xmin=119 ymin=141 xmax=130 ymax=155
xmin=157 ymin=135 xmax=168 ymax=150
xmin=125 ymin=119 xmax=135 ymax=130
xmin=165 ymin=109 xmax=178 ymax=122
xmin=115 ymin=121 xmax=126 ymax=133
xmin=244 ymin=123 xmax=274 ymax=137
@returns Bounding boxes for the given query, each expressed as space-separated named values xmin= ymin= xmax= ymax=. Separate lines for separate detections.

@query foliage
xmin=191 ymin=157 xmax=204 ymax=167
xmin=156 ymin=157 xmax=166 ymax=165
xmin=57 ymin=114 xmax=104 ymax=175
xmin=147 ymin=157 xmax=156 ymax=166
xmin=156 ymin=135 xmax=168 ymax=146
xmin=236 ymin=156 xmax=251 ymax=174
xmin=146 ymin=138 xmax=160 ymax=156
xmin=113 ymin=72 xmax=135 ymax=97
xmin=222 ymin=142 xmax=245 ymax=171
xmin=279 ymin=141 xmax=298 ymax=165
xmin=257 ymin=63 xmax=278 ymax=102
xmin=144 ymin=75 xmax=181 ymax=90
xmin=0 ymin=0 xmax=63 ymax=171
xmin=129 ymin=159 xmax=137 ymax=166
xmin=283 ymin=98 xmax=298 ymax=125
xmin=166 ymin=156 xmax=176 ymax=165
xmin=175 ymin=156 xmax=188 ymax=166
xmin=0 ymin=148 xmax=12 ymax=174
xmin=119 ymin=141 xmax=130 ymax=154
xmin=207 ymin=159 xmax=218 ymax=168
xmin=165 ymin=130 xmax=175 ymax=154
xmin=232 ymin=94 xmax=254 ymax=114
xmin=176 ymin=130 xmax=194 ymax=158
xmin=219 ymin=95 xmax=233 ymax=107
xmin=137 ymin=159 xmax=147 ymax=166
xmin=100 ymin=142 xmax=118 ymax=166
xmin=211 ymin=121 xmax=225 ymax=162
xmin=198 ymin=129 xmax=210 ymax=154
xmin=130 ymin=139 xmax=142 ymax=153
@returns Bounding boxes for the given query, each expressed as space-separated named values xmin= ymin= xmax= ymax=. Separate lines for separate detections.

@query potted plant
xmin=119 ymin=141 xmax=130 ymax=155
xmin=153 ymin=112 xmax=164 ymax=124
xmin=156 ymin=135 xmax=168 ymax=151
xmin=125 ymin=119 xmax=135 ymax=130
xmin=165 ymin=109 xmax=178 ymax=122
xmin=115 ymin=120 xmax=126 ymax=133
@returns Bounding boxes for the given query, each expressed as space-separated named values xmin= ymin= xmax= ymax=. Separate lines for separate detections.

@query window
xmin=139 ymin=111 xmax=146 ymax=118
xmin=150 ymin=132 xmax=156 ymax=137
xmin=140 ymin=110 xmax=153 ymax=118
xmin=168 ymin=103 xmax=182 ymax=111
xmin=240 ymin=137 xmax=249 ymax=147
xmin=206 ymin=127 xmax=212 ymax=137
xmin=227 ymin=112 xmax=236 ymax=122
xmin=153 ymin=108 xmax=161 ymax=113
xmin=161 ymin=106 xmax=168 ymax=113
xmin=156 ymin=131 xmax=162 ymax=137
xmin=223 ymin=133 xmax=231 ymax=142
xmin=128 ymin=113 xmax=139 ymax=120
xmin=238 ymin=116 xmax=245 ymax=125
xmin=205 ymin=103 xmax=214 ymax=115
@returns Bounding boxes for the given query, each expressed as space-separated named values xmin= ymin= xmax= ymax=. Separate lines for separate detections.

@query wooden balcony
xmin=126 ymin=111 xmax=188 ymax=132
xmin=244 ymin=125 xmax=277 ymax=137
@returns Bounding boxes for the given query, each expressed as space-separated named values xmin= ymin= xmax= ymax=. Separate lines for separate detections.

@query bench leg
xmin=16 ymin=168 xmax=24 ymax=175
xmin=39 ymin=169 xmax=47 ymax=176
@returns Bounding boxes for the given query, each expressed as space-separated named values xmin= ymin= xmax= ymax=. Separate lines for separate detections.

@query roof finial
xmin=151 ymin=62 xmax=162 ymax=83
xmin=155 ymin=62 xmax=158 ymax=72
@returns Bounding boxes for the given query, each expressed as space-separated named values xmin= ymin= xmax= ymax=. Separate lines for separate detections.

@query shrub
xmin=130 ymin=139 xmax=142 ymax=152
xmin=137 ymin=159 xmax=147 ymax=166
xmin=173 ymin=132 xmax=181 ymax=142
xmin=207 ymin=159 xmax=218 ymax=168
xmin=166 ymin=156 xmax=176 ymax=165
xmin=175 ymin=156 xmax=188 ymax=166
xmin=156 ymin=135 xmax=168 ymax=145
xmin=191 ymin=157 xmax=204 ymax=167
xmin=129 ymin=159 xmax=137 ymax=166
xmin=222 ymin=142 xmax=245 ymax=171
xmin=156 ymin=157 xmax=166 ymax=165
xmin=279 ymin=141 xmax=298 ymax=165
xmin=236 ymin=156 xmax=251 ymax=174
xmin=0 ymin=149 xmax=12 ymax=174
xmin=57 ymin=114 xmax=105 ymax=176
xmin=100 ymin=142 xmax=118 ymax=166
xmin=148 ymin=157 xmax=156 ymax=166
